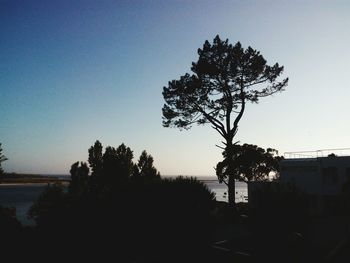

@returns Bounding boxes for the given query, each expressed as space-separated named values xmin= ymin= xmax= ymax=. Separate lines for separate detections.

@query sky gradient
xmin=1 ymin=0 xmax=350 ymax=175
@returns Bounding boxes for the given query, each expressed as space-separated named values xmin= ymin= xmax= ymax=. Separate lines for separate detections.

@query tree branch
xmin=215 ymin=144 xmax=225 ymax=150
xmin=245 ymin=76 xmax=270 ymax=88
xmin=231 ymin=75 xmax=246 ymax=138
xmin=191 ymin=100 xmax=227 ymax=137
xmin=213 ymin=125 xmax=225 ymax=137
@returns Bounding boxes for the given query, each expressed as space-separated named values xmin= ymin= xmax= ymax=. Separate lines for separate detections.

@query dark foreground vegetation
xmin=2 ymin=142 xmax=350 ymax=262
xmin=1 ymin=141 xmax=217 ymax=262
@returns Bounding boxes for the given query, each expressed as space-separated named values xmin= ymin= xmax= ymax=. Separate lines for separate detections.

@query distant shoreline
xmin=1 ymin=173 xmax=70 ymax=185
xmin=0 ymin=173 xmax=222 ymax=185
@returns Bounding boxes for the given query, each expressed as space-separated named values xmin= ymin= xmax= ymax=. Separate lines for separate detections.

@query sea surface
xmin=198 ymin=176 xmax=248 ymax=203
xmin=0 ymin=184 xmax=48 ymax=225
xmin=0 ymin=176 xmax=247 ymax=225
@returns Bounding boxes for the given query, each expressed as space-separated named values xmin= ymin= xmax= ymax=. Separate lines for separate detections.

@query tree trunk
xmin=228 ymin=174 xmax=235 ymax=207
xmin=226 ymin=140 xmax=236 ymax=207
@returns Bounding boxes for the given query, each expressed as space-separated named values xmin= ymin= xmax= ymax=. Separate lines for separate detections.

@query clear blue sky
xmin=1 ymin=0 xmax=350 ymax=175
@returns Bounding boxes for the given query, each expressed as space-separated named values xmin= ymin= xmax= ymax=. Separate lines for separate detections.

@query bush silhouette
xmin=28 ymin=183 xmax=68 ymax=228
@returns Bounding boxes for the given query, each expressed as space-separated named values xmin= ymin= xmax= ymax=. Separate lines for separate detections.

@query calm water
xmin=199 ymin=177 xmax=248 ymax=203
xmin=0 ymin=176 xmax=247 ymax=225
xmin=0 ymin=184 xmax=47 ymax=225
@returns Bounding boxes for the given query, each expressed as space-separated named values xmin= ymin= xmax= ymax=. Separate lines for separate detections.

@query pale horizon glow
xmin=1 ymin=1 xmax=350 ymax=175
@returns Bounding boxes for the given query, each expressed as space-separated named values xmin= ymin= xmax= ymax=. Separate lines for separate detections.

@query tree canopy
xmin=216 ymin=143 xmax=283 ymax=184
xmin=162 ymin=35 xmax=288 ymax=142
xmin=69 ymin=161 xmax=89 ymax=195
xmin=88 ymin=140 xmax=103 ymax=176
xmin=87 ymin=141 xmax=136 ymax=189
xmin=133 ymin=150 xmax=160 ymax=179
xmin=72 ymin=140 xmax=162 ymax=195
